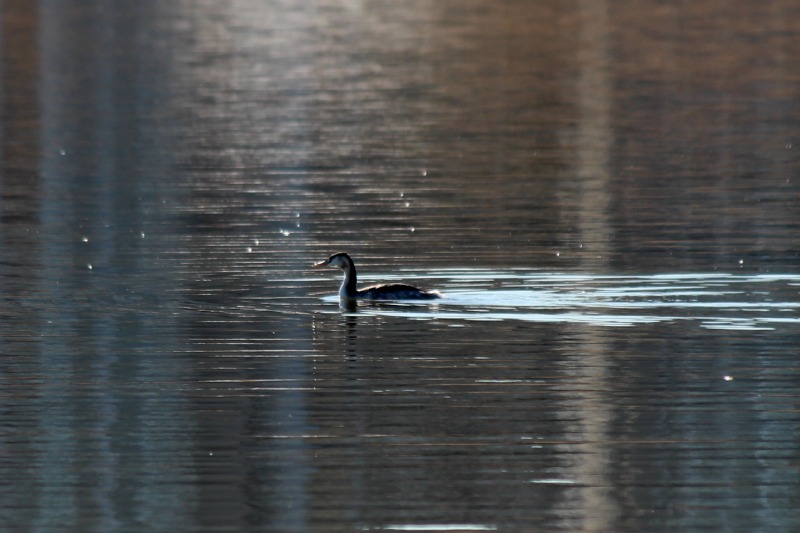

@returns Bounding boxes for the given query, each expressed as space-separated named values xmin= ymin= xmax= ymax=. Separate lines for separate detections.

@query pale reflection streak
xmin=176 ymin=2 xmax=316 ymax=531
xmin=35 ymin=4 xmax=193 ymax=531
xmin=561 ymin=0 xmax=617 ymax=530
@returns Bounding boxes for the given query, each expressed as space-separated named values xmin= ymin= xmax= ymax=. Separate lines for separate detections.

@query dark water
xmin=2 ymin=1 xmax=800 ymax=531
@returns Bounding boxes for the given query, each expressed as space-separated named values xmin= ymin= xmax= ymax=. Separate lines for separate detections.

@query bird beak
xmin=312 ymin=260 xmax=328 ymax=269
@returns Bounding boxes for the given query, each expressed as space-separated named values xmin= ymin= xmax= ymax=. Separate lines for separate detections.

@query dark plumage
xmin=313 ymin=252 xmax=441 ymax=300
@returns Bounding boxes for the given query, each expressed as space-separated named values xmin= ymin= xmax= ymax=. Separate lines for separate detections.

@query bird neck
xmin=339 ymin=257 xmax=358 ymax=298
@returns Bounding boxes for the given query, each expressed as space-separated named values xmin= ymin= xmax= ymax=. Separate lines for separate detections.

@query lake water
xmin=1 ymin=1 xmax=799 ymax=531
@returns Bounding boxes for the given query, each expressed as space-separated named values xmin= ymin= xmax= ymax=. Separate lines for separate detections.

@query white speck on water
xmin=723 ymin=375 xmax=734 ymax=381
xmin=279 ymin=229 xmax=291 ymax=237
xmin=81 ymin=236 xmax=89 ymax=243
xmin=254 ymin=239 xmax=259 ymax=246
xmin=246 ymin=247 xmax=253 ymax=253
xmin=140 ymin=232 xmax=145 ymax=238
xmin=59 ymin=148 xmax=66 ymax=156
xmin=87 ymin=264 xmax=93 ymax=270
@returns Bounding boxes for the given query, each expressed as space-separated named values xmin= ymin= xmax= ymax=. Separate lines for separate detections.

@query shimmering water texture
xmin=3 ymin=0 xmax=800 ymax=531
xmin=325 ymin=272 xmax=800 ymax=330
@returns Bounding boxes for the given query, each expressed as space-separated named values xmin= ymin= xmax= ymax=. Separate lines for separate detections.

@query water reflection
xmin=3 ymin=0 xmax=800 ymax=531
xmin=310 ymin=270 xmax=800 ymax=530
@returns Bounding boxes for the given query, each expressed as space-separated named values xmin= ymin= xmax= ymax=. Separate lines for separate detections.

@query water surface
xmin=1 ymin=1 xmax=800 ymax=531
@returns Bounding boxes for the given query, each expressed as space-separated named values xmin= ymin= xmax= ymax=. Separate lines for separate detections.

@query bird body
xmin=313 ymin=252 xmax=440 ymax=300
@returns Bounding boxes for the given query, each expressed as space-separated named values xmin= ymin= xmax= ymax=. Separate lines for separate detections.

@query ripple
xmin=324 ymin=272 xmax=800 ymax=330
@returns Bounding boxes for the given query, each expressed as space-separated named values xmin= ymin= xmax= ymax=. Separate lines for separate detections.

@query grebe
xmin=313 ymin=252 xmax=441 ymax=300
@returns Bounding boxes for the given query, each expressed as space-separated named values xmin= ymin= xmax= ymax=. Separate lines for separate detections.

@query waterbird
xmin=313 ymin=252 xmax=441 ymax=300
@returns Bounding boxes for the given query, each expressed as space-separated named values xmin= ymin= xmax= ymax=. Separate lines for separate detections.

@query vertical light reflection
xmin=231 ymin=3 xmax=313 ymax=530
xmin=171 ymin=1 xmax=314 ymax=530
xmin=558 ymin=0 xmax=617 ymax=529
xmin=36 ymin=2 xmax=192 ymax=530
xmin=574 ymin=0 xmax=613 ymax=256
xmin=36 ymin=5 xmax=116 ymax=531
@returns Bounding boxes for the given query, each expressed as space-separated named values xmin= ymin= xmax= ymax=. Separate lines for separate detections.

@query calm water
xmin=2 ymin=1 xmax=800 ymax=531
